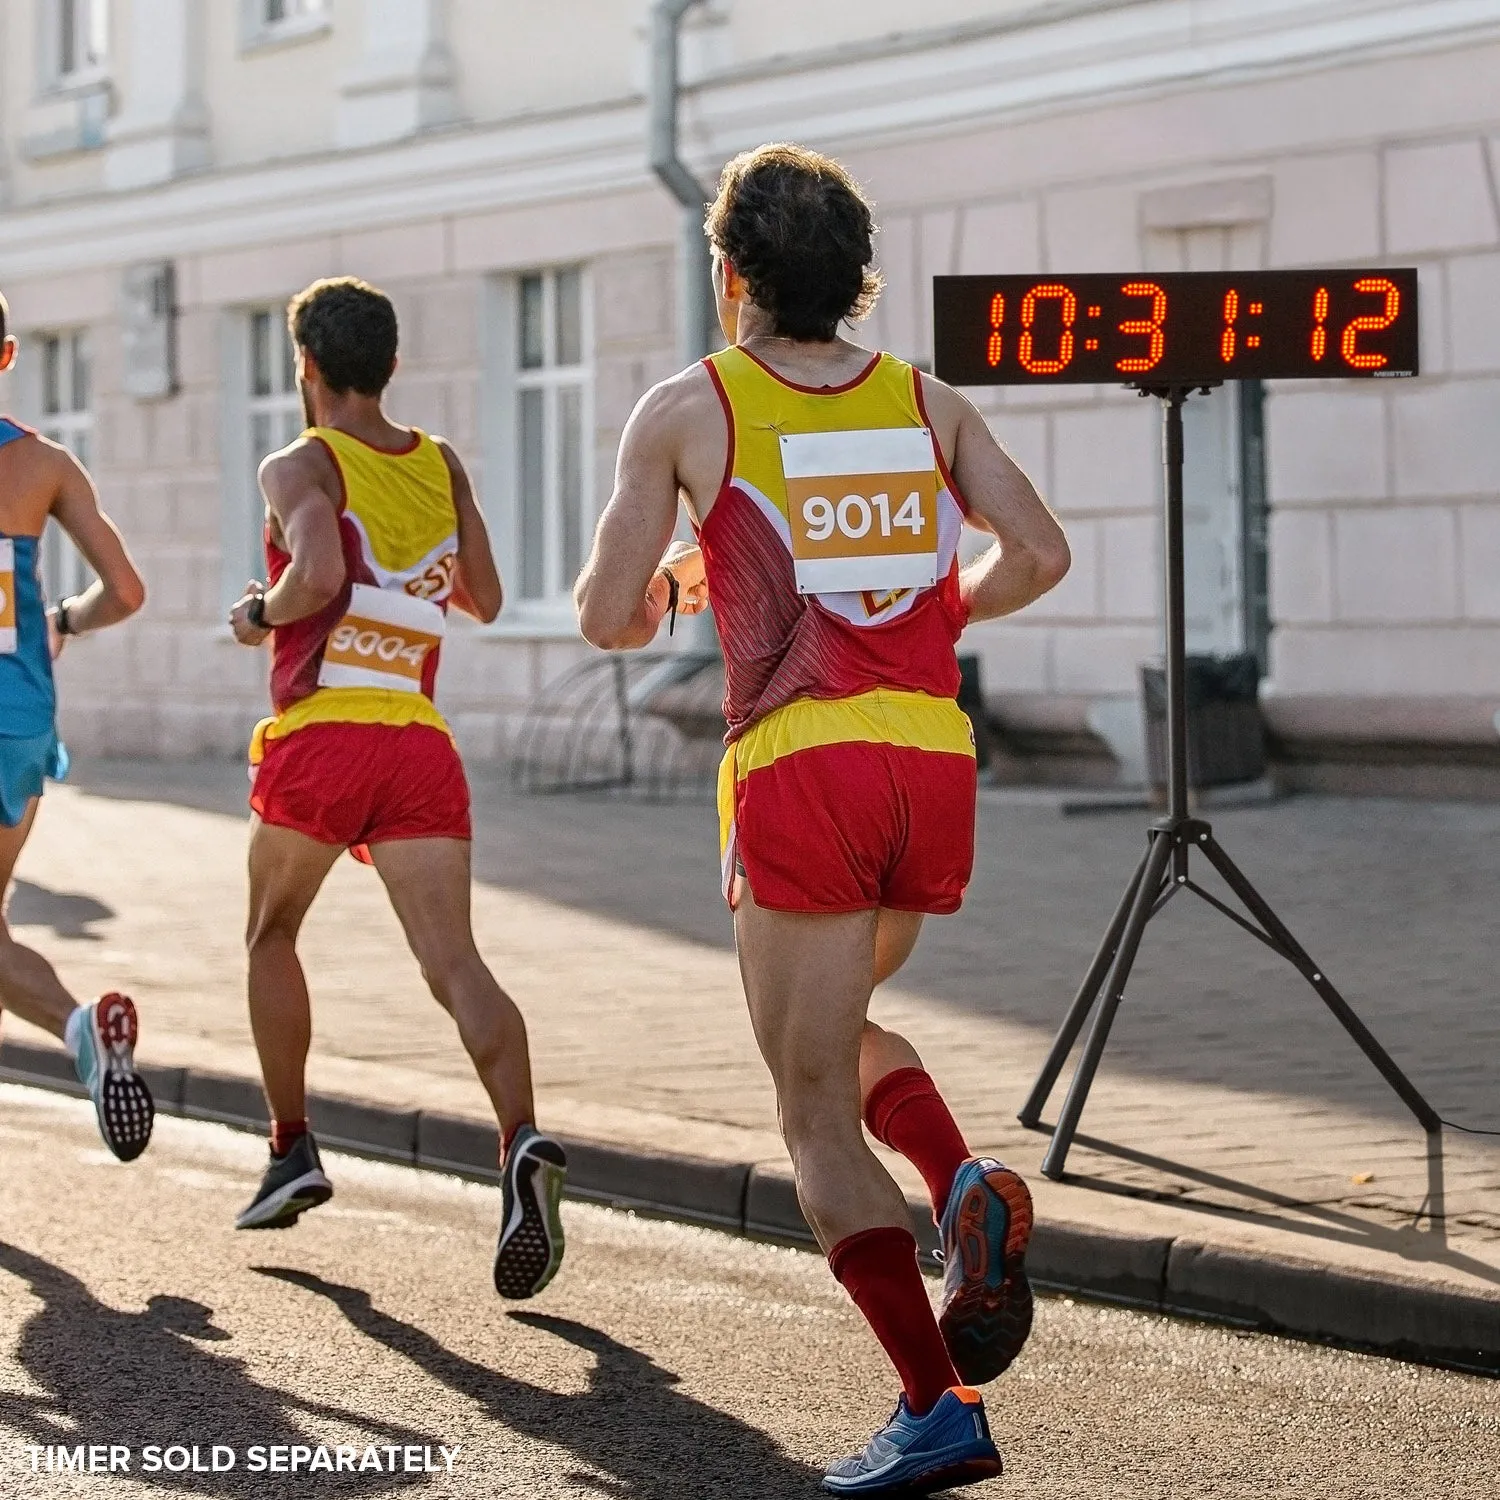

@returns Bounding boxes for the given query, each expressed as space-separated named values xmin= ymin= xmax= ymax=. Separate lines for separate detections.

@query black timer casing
xmin=933 ymin=269 xmax=1419 ymax=386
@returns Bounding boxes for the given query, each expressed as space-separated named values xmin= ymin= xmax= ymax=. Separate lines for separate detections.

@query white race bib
xmin=780 ymin=428 xmax=940 ymax=595
xmin=317 ymin=582 xmax=444 ymax=693
xmin=0 ymin=539 xmax=15 ymax=655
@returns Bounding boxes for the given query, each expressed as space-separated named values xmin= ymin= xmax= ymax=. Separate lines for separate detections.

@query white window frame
xmin=38 ymin=0 xmax=110 ymax=93
xmin=240 ymin=0 xmax=331 ymax=52
xmin=482 ymin=266 xmax=595 ymax=635
xmin=32 ymin=329 xmax=96 ymax=602
xmin=220 ymin=306 xmax=304 ymax=610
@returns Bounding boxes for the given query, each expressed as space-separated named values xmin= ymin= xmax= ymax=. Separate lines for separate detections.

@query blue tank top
xmin=0 ymin=417 xmax=56 ymax=738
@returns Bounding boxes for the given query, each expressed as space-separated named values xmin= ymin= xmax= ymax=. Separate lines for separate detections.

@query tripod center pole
xmin=1162 ymin=388 xmax=1190 ymax=828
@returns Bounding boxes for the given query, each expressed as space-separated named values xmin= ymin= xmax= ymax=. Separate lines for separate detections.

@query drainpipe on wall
xmin=649 ymin=0 xmax=716 ymax=367
xmin=644 ymin=0 xmax=720 ymax=668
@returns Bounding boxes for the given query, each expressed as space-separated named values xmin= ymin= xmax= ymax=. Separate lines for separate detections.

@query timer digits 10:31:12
xmin=932 ymin=269 xmax=1419 ymax=385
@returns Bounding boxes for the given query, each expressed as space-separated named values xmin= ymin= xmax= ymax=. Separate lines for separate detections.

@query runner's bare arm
xmin=574 ymin=377 xmax=708 ymax=650
xmin=918 ymin=375 xmax=1070 ymax=624
xmin=230 ymin=443 xmax=345 ymax=643
xmin=46 ymin=441 xmax=146 ymax=633
xmin=435 ymin=437 xmax=502 ymax=624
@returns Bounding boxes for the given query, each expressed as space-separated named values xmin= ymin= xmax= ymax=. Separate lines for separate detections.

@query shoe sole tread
xmin=940 ymin=1167 xmax=1034 ymax=1386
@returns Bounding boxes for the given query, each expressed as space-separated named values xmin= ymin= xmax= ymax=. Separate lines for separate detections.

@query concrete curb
xmin=3 ymin=1039 xmax=1495 ymax=1376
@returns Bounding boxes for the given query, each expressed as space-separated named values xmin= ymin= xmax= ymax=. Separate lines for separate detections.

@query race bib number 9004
xmin=317 ymin=582 xmax=444 ymax=694
xmin=780 ymin=428 xmax=940 ymax=596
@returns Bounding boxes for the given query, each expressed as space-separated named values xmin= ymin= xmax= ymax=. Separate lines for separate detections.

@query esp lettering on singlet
xmin=0 ymin=539 xmax=16 ymax=655
xmin=780 ymin=427 xmax=940 ymax=596
xmin=316 ymin=583 xmax=445 ymax=694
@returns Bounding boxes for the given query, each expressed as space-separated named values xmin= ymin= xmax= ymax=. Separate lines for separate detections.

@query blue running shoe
xmin=72 ymin=994 xmax=154 ymax=1162
xmin=822 ymin=1386 xmax=1003 ymax=1495
xmin=938 ymin=1158 xmax=1034 ymax=1385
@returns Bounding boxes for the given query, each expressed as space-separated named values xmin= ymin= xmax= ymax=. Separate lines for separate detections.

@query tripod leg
xmin=1040 ymin=828 xmax=1176 ymax=1179
xmin=1198 ymin=833 xmax=1440 ymax=1133
xmin=1018 ymin=841 xmax=1156 ymax=1128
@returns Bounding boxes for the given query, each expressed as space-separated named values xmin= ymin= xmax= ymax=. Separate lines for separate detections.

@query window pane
xmin=518 ymin=388 xmax=547 ymax=599
xmin=267 ymin=0 xmax=288 ymax=22
xmin=279 ymin=319 xmax=297 ymax=395
xmin=60 ymin=0 xmax=78 ymax=74
xmin=43 ymin=339 xmax=62 ymax=416
xmin=86 ymin=0 xmax=108 ymax=65
xmin=519 ymin=276 xmax=545 ymax=371
xmin=71 ymin=334 xmax=89 ymax=414
xmin=251 ymin=313 xmax=272 ymax=397
xmin=556 ymin=268 xmax=583 ymax=368
xmin=559 ymin=385 xmax=584 ymax=586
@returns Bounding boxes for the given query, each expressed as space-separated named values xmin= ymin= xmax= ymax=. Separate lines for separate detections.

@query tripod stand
xmin=1018 ymin=383 xmax=1440 ymax=1180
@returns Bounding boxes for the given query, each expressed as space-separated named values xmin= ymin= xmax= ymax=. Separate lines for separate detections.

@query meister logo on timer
xmin=932 ymin=270 xmax=1419 ymax=385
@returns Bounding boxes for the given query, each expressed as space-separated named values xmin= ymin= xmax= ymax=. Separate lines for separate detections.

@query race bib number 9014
xmin=317 ymin=582 xmax=444 ymax=693
xmin=780 ymin=428 xmax=940 ymax=595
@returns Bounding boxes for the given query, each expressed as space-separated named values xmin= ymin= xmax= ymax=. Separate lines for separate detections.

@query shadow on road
xmin=260 ymin=1267 xmax=825 ymax=1499
xmin=5 ymin=879 xmax=115 ymax=941
xmin=0 ymin=1241 xmax=432 ymax=1496
xmin=1059 ymin=1128 xmax=1500 ymax=1290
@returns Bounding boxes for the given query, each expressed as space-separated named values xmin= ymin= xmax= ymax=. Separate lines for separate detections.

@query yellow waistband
xmin=732 ymin=688 xmax=975 ymax=778
xmin=249 ymin=688 xmax=451 ymax=764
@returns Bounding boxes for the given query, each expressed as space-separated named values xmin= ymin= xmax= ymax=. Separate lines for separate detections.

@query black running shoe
xmin=493 ymin=1124 xmax=567 ymax=1299
xmin=73 ymin=994 xmax=154 ymax=1162
xmin=234 ymin=1132 xmax=334 ymax=1230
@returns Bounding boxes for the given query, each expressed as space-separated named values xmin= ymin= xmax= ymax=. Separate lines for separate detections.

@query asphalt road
xmin=0 ymin=1085 xmax=1495 ymax=1500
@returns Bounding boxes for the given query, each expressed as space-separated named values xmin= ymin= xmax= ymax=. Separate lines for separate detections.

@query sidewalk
xmin=3 ymin=759 xmax=1498 ymax=1368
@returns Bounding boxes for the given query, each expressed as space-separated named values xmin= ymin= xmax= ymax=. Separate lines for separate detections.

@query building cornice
xmin=2 ymin=0 xmax=1498 ymax=280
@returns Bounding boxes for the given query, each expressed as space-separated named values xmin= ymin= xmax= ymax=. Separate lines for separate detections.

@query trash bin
xmin=1140 ymin=653 xmax=1265 ymax=789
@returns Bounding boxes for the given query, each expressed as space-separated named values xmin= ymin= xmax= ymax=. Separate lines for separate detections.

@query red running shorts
xmin=719 ymin=689 xmax=978 ymax=915
xmin=250 ymin=721 xmax=472 ymax=850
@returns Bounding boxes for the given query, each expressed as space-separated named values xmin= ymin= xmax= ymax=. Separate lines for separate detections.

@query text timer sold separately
xmin=932 ymin=270 xmax=1419 ymax=385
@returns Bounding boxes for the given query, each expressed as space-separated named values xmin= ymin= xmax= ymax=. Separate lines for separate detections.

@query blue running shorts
xmin=0 ymin=730 xmax=69 ymax=828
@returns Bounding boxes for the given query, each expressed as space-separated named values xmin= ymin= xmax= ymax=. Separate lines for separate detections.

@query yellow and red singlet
xmin=252 ymin=425 xmax=458 ymax=764
xmin=699 ymin=347 xmax=978 ymax=912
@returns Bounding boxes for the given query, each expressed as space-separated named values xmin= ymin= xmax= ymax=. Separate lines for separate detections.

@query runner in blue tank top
xmin=0 ymin=292 xmax=154 ymax=1160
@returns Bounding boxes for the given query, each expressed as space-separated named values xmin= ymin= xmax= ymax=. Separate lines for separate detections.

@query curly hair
xmin=705 ymin=144 xmax=883 ymax=342
xmin=287 ymin=277 xmax=398 ymax=396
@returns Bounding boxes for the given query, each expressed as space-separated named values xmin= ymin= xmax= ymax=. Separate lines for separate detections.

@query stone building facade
xmin=1 ymin=0 xmax=1498 ymax=791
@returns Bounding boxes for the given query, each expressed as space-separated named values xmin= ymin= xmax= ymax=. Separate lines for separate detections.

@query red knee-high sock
xmin=830 ymin=1225 xmax=959 ymax=1417
xmin=863 ymin=1067 xmax=970 ymax=1217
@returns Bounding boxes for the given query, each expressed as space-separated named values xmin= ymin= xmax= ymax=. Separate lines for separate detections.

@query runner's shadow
xmin=260 ymin=1268 xmax=824 ymax=1499
xmin=0 ymin=1242 xmax=433 ymax=1498
xmin=5 ymin=879 xmax=114 ymax=941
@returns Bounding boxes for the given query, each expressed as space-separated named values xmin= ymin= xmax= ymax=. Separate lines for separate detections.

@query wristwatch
xmin=247 ymin=594 xmax=268 ymax=630
xmin=54 ymin=598 xmax=76 ymax=637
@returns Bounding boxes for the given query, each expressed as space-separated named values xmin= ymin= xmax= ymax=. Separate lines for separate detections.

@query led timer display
xmin=932 ymin=270 xmax=1419 ymax=385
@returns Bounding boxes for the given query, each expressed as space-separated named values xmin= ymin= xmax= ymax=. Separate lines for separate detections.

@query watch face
xmin=933 ymin=270 xmax=1419 ymax=385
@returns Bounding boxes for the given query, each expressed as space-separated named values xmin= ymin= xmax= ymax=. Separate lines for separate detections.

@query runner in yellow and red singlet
xmin=576 ymin=147 xmax=1070 ymax=1494
xmin=228 ymin=278 xmax=566 ymax=1301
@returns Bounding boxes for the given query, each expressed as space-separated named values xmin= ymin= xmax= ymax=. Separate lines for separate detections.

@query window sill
xmin=469 ymin=605 xmax=584 ymax=643
xmin=240 ymin=18 xmax=332 ymax=55
xmin=36 ymin=69 xmax=112 ymax=103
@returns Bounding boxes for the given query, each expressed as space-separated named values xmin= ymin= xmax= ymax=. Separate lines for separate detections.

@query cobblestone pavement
xmin=4 ymin=759 xmax=1498 ymax=1304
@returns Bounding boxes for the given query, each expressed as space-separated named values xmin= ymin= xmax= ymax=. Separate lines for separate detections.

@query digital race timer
xmin=932 ymin=269 xmax=1419 ymax=385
